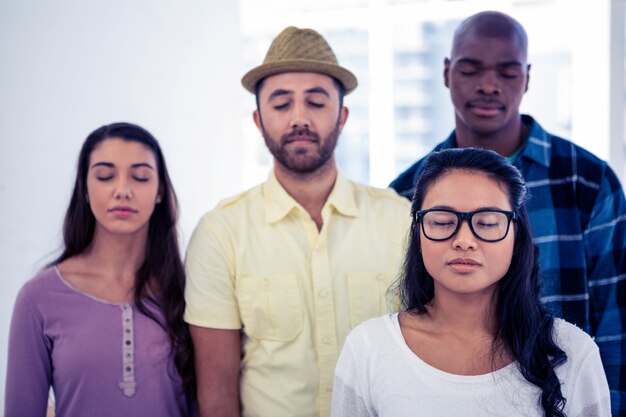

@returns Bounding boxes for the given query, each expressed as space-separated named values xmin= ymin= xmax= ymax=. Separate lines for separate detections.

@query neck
xmin=455 ymin=114 xmax=528 ymax=157
xmin=81 ymin=227 xmax=148 ymax=279
xmin=273 ymin=157 xmax=338 ymax=231
xmin=426 ymin=289 xmax=498 ymax=337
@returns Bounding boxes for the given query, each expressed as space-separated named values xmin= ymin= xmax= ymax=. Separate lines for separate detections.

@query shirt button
xmin=263 ymin=278 xmax=271 ymax=287
xmin=319 ymin=290 xmax=328 ymax=298
xmin=325 ymin=385 xmax=332 ymax=393
xmin=376 ymin=274 xmax=386 ymax=281
xmin=323 ymin=336 xmax=331 ymax=345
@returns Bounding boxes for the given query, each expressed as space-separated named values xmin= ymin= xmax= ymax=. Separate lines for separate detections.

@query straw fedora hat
xmin=241 ymin=26 xmax=358 ymax=95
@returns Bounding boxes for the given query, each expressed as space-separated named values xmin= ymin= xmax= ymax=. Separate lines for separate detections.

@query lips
xmin=467 ymin=99 xmax=504 ymax=117
xmin=285 ymin=135 xmax=317 ymax=144
xmin=447 ymin=258 xmax=482 ymax=273
xmin=109 ymin=206 xmax=138 ymax=218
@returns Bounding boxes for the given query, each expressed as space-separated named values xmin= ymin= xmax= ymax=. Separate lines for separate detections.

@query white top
xmin=331 ymin=314 xmax=611 ymax=417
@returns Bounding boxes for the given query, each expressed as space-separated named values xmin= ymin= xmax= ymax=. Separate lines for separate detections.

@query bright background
xmin=1 ymin=0 xmax=625 ymax=411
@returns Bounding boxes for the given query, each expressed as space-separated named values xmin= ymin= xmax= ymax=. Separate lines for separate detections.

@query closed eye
xmin=432 ymin=220 xmax=455 ymax=227
xmin=500 ymin=72 xmax=519 ymax=79
xmin=274 ymin=103 xmax=290 ymax=110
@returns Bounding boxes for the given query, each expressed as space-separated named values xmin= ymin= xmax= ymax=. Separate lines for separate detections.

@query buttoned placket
xmin=303 ymin=207 xmax=338 ymax=413
xmin=118 ymin=303 xmax=136 ymax=397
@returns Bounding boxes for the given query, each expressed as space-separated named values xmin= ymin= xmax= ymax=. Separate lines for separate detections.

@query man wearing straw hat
xmin=184 ymin=26 xmax=410 ymax=417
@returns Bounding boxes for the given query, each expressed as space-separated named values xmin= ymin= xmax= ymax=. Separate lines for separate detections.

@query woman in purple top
xmin=5 ymin=123 xmax=195 ymax=417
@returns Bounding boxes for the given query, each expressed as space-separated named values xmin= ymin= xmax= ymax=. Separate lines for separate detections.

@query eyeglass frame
xmin=415 ymin=208 xmax=518 ymax=242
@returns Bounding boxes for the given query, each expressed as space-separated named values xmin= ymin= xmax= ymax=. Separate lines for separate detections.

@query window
xmin=240 ymin=0 xmax=625 ymax=187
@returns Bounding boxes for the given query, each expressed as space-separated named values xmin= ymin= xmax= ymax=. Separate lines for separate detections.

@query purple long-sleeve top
xmin=4 ymin=267 xmax=192 ymax=417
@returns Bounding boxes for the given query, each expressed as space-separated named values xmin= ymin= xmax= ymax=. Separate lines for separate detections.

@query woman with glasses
xmin=331 ymin=148 xmax=610 ymax=417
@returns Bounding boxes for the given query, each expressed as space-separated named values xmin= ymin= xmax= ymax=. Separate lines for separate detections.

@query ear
xmin=337 ymin=106 xmax=349 ymax=133
xmin=524 ymin=63 xmax=531 ymax=93
xmin=443 ymin=58 xmax=451 ymax=88
xmin=253 ymin=109 xmax=263 ymax=134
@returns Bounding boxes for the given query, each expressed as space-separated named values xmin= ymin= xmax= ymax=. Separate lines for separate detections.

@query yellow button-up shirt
xmin=184 ymin=171 xmax=410 ymax=417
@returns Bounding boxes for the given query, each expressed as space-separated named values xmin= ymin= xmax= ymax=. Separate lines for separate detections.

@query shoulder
xmin=548 ymin=135 xmax=605 ymax=166
xmin=351 ymin=182 xmax=411 ymax=210
xmin=12 ymin=267 xmax=63 ymax=321
xmin=550 ymin=137 xmax=625 ymax=204
xmin=553 ymin=318 xmax=599 ymax=359
xmin=346 ymin=313 xmax=397 ymax=347
xmin=18 ymin=267 xmax=62 ymax=300
xmin=543 ymin=133 xmax=615 ymax=179
xmin=195 ymin=184 xmax=263 ymax=229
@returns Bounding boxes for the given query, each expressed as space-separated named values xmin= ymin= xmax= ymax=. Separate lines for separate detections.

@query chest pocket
xmin=236 ymin=274 xmax=303 ymax=341
xmin=348 ymin=271 xmax=398 ymax=328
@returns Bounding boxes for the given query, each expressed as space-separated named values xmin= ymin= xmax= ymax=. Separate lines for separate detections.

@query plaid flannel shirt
xmin=390 ymin=115 xmax=626 ymax=415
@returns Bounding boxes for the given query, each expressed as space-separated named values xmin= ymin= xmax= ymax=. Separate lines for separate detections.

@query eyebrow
xmin=456 ymin=57 xmax=523 ymax=68
xmin=91 ymin=162 xmax=155 ymax=170
xmin=268 ymin=89 xmax=293 ymax=100
xmin=267 ymin=86 xmax=331 ymax=100
xmin=305 ymin=86 xmax=330 ymax=97
xmin=427 ymin=205 xmax=509 ymax=212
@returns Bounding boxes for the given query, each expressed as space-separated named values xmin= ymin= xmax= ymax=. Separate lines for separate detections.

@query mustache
xmin=282 ymin=128 xmax=320 ymax=143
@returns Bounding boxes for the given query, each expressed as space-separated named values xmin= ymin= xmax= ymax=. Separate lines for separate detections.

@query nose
xmin=476 ymin=70 xmax=501 ymax=95
xmin=452 ymin=220 xmax=477 ymax=251
xmin=290 ymin=101 xmax=310 ymax=130
xmin=114 ymin=179 xmax=132 ymax=200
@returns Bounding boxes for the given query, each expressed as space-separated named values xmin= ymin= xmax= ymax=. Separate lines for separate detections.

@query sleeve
xmin=183 ymin=212 xmax=242 ymax=329
xmin=565 ymin=343 xmax=612 ymax=417
xmin=584 ymin=164 xmax=626 ymax=415
xmin=4 ymin=283 xmax=52 ymax=417
xmin=331 ymin=333 xmax=375 ymax=417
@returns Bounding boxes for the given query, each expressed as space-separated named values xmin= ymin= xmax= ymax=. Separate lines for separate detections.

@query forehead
xmin=90 ymin=138 xmax=156 ymax=165
xmin=259 ymin=72 xmax=338 ymax=97
xmin=452 ymin=32 xmax=527 ymax=65
xmin=423 ymin=170 xmax=511 ymax=211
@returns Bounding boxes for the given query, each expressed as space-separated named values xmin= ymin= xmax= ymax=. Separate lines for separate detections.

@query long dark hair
xmin=52 ymin=122 xmax=194 ymax=393
xmin=400 ymin=148 xmax=567 ymax=417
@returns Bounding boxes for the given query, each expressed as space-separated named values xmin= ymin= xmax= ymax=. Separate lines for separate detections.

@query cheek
xmin=140 ymin=186 xmax=161 ymax=209
xmin=419 ymin=240 xmax=442 ymax=277
xmin=448 ymin=82 xmax=469 ymax=106
xmin=85 ymin=180 xmax=107 ymax=208
xmin=490 ymin=239 xmax=515 ymax=277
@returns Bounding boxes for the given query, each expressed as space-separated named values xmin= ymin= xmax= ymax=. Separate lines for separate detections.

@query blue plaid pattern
xmin=390 ymin=115 xmax=626 ymax=415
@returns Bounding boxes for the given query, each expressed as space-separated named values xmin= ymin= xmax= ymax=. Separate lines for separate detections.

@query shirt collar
xmin=262 ymin=169 xmax=359 ymax=224
xmin=518 ymin=114 xmax=552 ymax=168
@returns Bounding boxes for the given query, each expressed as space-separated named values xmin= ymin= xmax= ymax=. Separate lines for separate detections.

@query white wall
xmin=0 ymin=0 xmax=242 ymax=411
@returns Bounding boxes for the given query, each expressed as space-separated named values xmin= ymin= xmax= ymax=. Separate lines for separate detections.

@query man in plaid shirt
xmin=391 ymin=11 xmax=626 ymax=415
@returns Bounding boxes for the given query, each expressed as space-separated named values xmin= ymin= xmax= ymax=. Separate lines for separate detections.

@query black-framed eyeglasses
xmin=415 ymin=209 xmax=518 ymax=242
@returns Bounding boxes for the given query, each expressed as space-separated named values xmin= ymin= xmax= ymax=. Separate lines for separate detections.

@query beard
xmin=263 ymin=123 xmax=340 ymax=174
